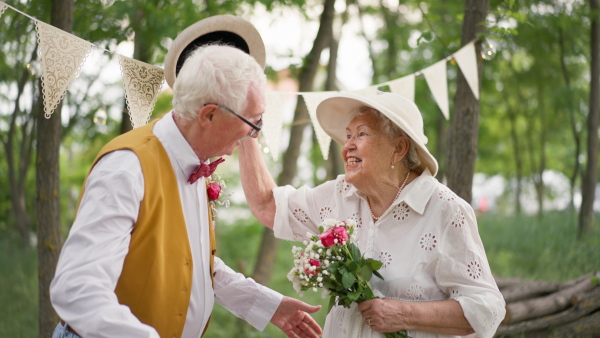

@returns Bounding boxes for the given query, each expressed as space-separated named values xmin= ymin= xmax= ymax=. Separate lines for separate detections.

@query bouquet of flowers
xmin=287 ymin=218 xmax=407 ymax=338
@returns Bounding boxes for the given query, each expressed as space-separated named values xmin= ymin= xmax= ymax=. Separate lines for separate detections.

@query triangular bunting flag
xmin=0 ymin=2 xmax=8 ymax=16
xmin=422 ymin=60 xmax=449 ymax=119
xmin=263 ymin=91 xmax=286 ymax=161
xmin=453 ymin=42 xmax=479 ymax=100
xmin=350 ymin=85 xmax=379 ymax=96
xmin=118 ymin=55 xmax=164 ymax=128
xmin=388 ymin=75 xmax=415 ymax=101
xmin=302 ymin=92 xmax=334 ymax=160
xmin=35 ymin=21 xmax=93 ymax=118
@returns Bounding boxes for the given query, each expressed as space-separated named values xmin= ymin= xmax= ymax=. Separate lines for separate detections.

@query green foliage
xmin=480 ymin=211 xmax=600 ymax=281
xmin=0 ymin=238 xmax=38 ymax=337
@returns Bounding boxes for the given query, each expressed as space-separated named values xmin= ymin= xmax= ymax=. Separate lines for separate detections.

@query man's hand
xmin=270 ymin=296 xmax=323 ymax=338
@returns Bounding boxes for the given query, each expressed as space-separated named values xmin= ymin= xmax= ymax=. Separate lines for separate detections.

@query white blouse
xmin=273 ymin=169 xmax=506 ymax=338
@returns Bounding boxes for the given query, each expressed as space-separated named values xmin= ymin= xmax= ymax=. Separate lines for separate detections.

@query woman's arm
xmin=238 ymin=138 xmax=277 ymax=228
xmin=358 ymin=298 xmax=475 ymax=336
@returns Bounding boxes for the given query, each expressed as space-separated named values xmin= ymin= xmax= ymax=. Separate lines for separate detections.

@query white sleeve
xmin=435 ymin=202 xmax=506 ymax=338
xmin=213 ymin=257 xmax=283 ymax=331
xmin=50 ymin=151 xmax=159 ymax=338
xmin=273 ymin=179 xmax=338 ymax=242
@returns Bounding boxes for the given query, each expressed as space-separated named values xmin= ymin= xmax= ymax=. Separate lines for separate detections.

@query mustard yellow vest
xmin=79 ymin=120 xmax=216 ymax=337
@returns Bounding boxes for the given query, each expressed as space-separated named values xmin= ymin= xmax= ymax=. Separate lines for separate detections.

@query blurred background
xmin=1 ymin=0 xmax=599 ymax=336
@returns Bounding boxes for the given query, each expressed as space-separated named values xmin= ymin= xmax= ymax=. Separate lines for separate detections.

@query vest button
xmin=213 ymin=271 xmax=217 ymax=277
xmin=183 ymin=288 xmax=187 ymax=292
xmin=212 ymin=249 xmax=216 ymax=255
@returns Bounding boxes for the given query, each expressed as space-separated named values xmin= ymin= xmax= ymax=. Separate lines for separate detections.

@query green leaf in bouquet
xmin=358 ymin=264 xmax=373 ymax=282
xmin=347 ymin=289 xmax=362 ymax=301
xmin=346 ymin=261 xmax=358 ymax=273
xmin=327 ymin=295 xmax=337 ymax=314
xmin=348 ymin=243 xmax=361 ymax=260
xmin=373 ymin=269 xmax=384 ymax=280
xmin=319 ymin=225 xmax=324 ymax=233
xmin=342 ymin=272 xmax=356 ymax=289
xmin=367 ymin=259 xmax=383 ymax=270
xmin=342 ymin=297 xmax=353 ymax=308
xmin=322 ymin=279 xmax=337 ymax=290
xmin=362 ymin=286 xmax=374 ymax=300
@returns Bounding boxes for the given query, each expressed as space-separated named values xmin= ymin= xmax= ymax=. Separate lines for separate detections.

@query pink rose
xmin=207 ymin=182 xmax=222 ymax=200
xmin=333 ymin=226 xmax=348 ymax=242
xmin=305 ymin=259 xmax=321 ymax=275
xmin=319 ymin=229 xmax=336 ymax=247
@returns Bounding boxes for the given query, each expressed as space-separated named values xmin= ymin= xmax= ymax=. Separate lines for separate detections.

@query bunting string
xmin=1 ymin=0 xmax=482 ymax=161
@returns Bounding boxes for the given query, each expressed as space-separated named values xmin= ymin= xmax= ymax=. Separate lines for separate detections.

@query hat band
xmin=175 ymin=30 xmax=250 ymax=76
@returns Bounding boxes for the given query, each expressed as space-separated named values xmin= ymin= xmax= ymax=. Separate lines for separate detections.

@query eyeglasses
xmin=203 ymin=103 xmax=262 ymax=138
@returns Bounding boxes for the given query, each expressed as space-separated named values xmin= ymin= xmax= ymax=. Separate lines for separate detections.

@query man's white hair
xmin=172 ymin=44 xmax=267 ymax=122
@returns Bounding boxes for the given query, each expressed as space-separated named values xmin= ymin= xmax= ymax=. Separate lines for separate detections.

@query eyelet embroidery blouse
xmin=273 ymin=169 xmax=506 ymax=338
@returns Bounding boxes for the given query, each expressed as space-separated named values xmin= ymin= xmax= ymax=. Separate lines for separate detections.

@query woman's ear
xmin=393 ymin=137 xmax=409 ymax=163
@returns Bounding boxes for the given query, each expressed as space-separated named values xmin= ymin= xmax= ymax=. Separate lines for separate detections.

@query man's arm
xmin=50 ymin=151 xmax=159 ymax=337
xmin=238 ymin=138 xmax=277 ymax=228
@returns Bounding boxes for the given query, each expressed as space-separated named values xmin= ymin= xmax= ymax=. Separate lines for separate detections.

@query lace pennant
xmin=35 ymin=21 xmax=93 ymax=118
xmin=388 ymin=75 xmax=415 ymax=102
xmin=118 ymin=55 xmax=164 ymax=128
xmin=0 ymin=2 xmax=8 ymax=16
xmin=350 ymin=85 xmax=379 ymax=96
xmin=422 ymin=60 xmax=449 ymax=120
xmin=453 ymin=42 xmax=480 ymax=100
xmin=263 ymin=91 xmax=286 ymax=161
xmin=302 ymin=92 xmax=333 ymax=160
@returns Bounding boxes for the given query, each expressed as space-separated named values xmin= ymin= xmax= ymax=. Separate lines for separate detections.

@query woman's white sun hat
xmin=164 ymin=14 xmax=266 ymax=88
xmin=316 ymin=91 xmax=439 ymax=176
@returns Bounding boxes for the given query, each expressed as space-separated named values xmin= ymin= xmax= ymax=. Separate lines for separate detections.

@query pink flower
xmin=319 ymin=229 xmax=336 ymax=247
xmin=333 ymin=226 xmax=348 ymax=242
xmin=207 ymin=182 xmax=222 ymax=200
xmin=305 ymin=259 xmax=321 ymax=275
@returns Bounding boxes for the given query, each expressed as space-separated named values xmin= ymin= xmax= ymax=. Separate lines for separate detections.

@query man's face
xmin=210 ymin=85 xmax=265 ymax=157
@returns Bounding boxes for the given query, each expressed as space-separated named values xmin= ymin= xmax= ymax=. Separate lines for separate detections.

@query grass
xmin=0 ymin=211 xmax=597 ymax=337
xmin=0 ymin=238 xmax=38 ymax=337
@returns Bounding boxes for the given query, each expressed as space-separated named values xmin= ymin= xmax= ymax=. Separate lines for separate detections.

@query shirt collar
xmin=400 ymin=168 xmax=437 ymax=215
xmin=154 ymin=111 xmax=201 ymax=178
xmin=346 ymin=168 xmax=437 ymax=216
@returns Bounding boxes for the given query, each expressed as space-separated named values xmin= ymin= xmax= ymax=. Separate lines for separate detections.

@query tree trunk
xmin=325 ymin=9 xmax=344 ymax=181
xmin=558 ymin=27 xmax=582 ymax=214
xmin=252 ymin=0 xmax=337 ymax=286
xmin=507 ymin=107 xmax=523 ymax=215
xmin=579 ymin=0 xmax=600 ymax=238
xmin=2 ymin=46 xmax=37 ymax=247
xmin=503 ymin=272 xmax=599 ymax=324
xmin=445 ymin=0 xmax=489 ymax=203
xmin=120 ymin=6 xmax=153 ymax=134
xmin=36 ymin=0 xmax=73 ymax=335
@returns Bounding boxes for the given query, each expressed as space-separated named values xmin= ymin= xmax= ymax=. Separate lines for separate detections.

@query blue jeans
xmin=52 ymin=322 xmax=81 ymax=338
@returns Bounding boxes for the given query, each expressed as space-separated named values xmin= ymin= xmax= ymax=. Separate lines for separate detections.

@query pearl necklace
xmin=368 ymin=170 xmax=411 ymax=222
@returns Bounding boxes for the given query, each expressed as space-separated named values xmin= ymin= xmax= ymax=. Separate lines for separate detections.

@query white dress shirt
xmin=273 ymin=169 xmax=506 ymax=338
xmin=50 ymin=111 xmax=282 ymax=338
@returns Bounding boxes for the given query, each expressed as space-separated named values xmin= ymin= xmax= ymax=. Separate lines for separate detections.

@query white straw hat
xmin=316 ymin=91 xmax=438 ymax=176
xmin=164 ymin=15 xmax=266 ymax=88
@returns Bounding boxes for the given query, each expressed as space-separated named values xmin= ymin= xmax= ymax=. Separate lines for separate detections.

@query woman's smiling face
xmin=341 ymin=112 xmax=398 ymax=188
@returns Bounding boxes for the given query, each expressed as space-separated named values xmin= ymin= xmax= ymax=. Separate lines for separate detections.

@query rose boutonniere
xmin=207 ymin=182 xmax=222 ymax=201
xmin=207 ymin=172 xmax=230 ymax=215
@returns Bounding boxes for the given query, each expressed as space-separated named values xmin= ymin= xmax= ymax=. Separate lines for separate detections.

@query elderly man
xmin=50 ymin=16 xmax=322 ymax=338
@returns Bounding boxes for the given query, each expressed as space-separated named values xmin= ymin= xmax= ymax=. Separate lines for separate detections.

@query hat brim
xmin=164 ymin=15 xmax=266 ymax=88
xmin=316 ymin=92 xmax=438 ymax=176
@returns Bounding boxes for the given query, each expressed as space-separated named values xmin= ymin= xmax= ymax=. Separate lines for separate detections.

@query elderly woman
xmin=238 ymin=92 xmax=506 ymax=338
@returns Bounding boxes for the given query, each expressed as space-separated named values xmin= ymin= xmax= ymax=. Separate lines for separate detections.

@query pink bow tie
xmin=188 ymin=158 xmax=225 ymax=184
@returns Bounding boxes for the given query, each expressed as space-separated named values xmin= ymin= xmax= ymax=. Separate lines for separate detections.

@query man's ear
xmin=198 ymin=104 xmax=216 ymax=128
